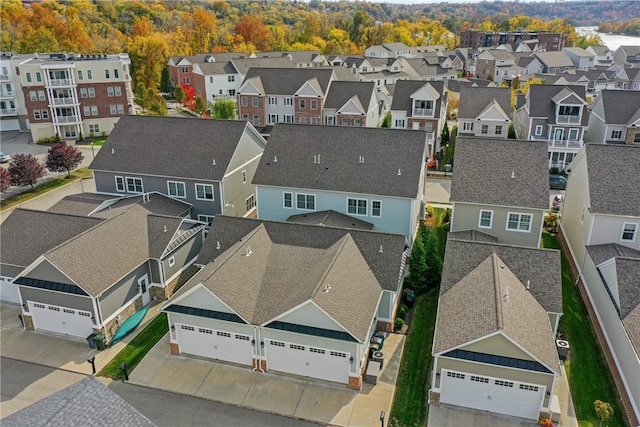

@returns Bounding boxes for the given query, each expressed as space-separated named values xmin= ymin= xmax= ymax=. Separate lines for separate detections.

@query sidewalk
xmin=128 ymin=332 xmax=406 ymax=427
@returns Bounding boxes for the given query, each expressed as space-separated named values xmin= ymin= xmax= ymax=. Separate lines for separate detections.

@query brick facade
xmin=79 ymin=82 xmax=129 ymax=119
xmin=149 ymin=285 xmax=166 ymax=302
xmin=407 ymin=118 xmax=438 ymax=132
xmin=294 ymin=96 xmax=323 ymax=125
xmin=337 ymin=114 xmax=366 ymax=127
xmin=348 ymin=375 xmax=362 ymax=390
xmin=238 ymin=95 xmax=265 ymax=127
xmin=169 ymin=341 xmax=180 ymax=355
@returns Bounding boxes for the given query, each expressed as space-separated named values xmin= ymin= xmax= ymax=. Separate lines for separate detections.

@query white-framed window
xmin=110 ymin=105 xmax=117 ymax=114
xmin=41 ymin=109 xmax=48 ymax=119
xmin=105 ymin=69 xmax=110 ymax=79
xmin=311 ymin=99 xmax=317 ymax=109
xmin=347 ymin=198 xmax=367 ymax=216
xmin=181 ymin=77 xmax=190 ymax=84
xmin=83 ymin=106 xmax=90 ymax=116
xmin=621 ymin=223 xmax=637 ymax=242
xmin=534 ymin=125 xmax=543 ymax=136
xmin=354 ymin=118 xmax=361 ymax=126
xmin=342 ymin=118 xmax=349 ymax=126
xmin=252 ymin=97 xmax=258 ymax=107
xmin=91 ymin=106 xmax=98 ymax=116
xmin=197 ymin=214 xmax=215 ymax=224
xmin=115 ymin=86 xmax=122 ymax=96
xmin=180 ymin=67 xmax=189 ymax=73
xmin=167 ymin=181 xmax=186 ymax=198
xmin=246 ymin=194 xmax=255 ymax=212
xmin=283 ymin=192 xmax=293 ymax=208
xmin=506 ymin=212 xmax=532 ymax=232
xmin=372 ymin=200 xmax=382 ymax=217
xmin=241 ymin=97 xmax=248 ymax=107
xmin=29 ymin=91 xmax=37 ymax=101
xmin=299 ymin=99 xmax=306 ymax=109
xmin=296 ymin=193 xmax=315 ymax=210
xmin=117 ymin=104 xmax=124 ymax=114
xmin=195 ymin=183 xmax=214 ymax=200
xmin=478 ymin=210 xmax=493 ymax=228
xmin=463 ymin=122 xmax=474 ymax=131
xmin=568 ymin=128 xmax=579 ymax=140
xmin=88 ymin=87 xmax=95 ymax=98
xmin=168 ymin=256 xmax=175 ymax=267
xmin=311 ymin=117 xmax=318 ymax=125
xmin=26 ymin=72 xmax=31 ymax=83
xmin=299 ymin=117 xmax=306 ymax=124
xmin=77 ymin=70 xmax=83 ymax=80
xmin=126 ymin=177 xmax=143 ymax=193
xmin=107 ymin=87 xmax=114 ymax=97
xmin=284 ymin=115 xmax=293 ymax=123
xmin=115 ymin=176 xmax=125 ymax=192
xmin=481 ymin=124 xmax=488 ymax=134
xmin=395 ymin=119 xmax=405 ymax=128
xmin=36 ymin=71 xmax=42 ymax=82
xmin=284 ymin=97 xmax=293 ymax=106
xmin=87 ymin=70 xmax=93 ymax=80
xmin=242 ymin=170 xmax=246 ymax=184
xmin=33 ymin=110 xmax=41 ymax=120
xmin=495 ymin=125 xmax=502 ymax=135
xmin=252 ymin=115 xmax=259 ymax=125
xmin=80 ymin=88 xmax=88 ymax=98
xmin=228 ymin=89 xmax=235 ymax=96
xmin=37 ymin=90 xmax=45 ymax=101
xmin=114 ymin=68 xmax=119 ymax=78
xmin=228 ymin=75 xmax=235 ymax=82
xmin=611 ymin=130 xmax=622 ymax=140
xmin=268 ymin=97 xmax=277 ymax=105
xmin=89 ymin=124 xmax=100 ymax=133
xmin=268 ymin=114 xmax=278 ymax=124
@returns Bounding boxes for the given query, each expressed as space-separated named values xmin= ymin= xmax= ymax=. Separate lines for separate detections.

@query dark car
xmin=403 ymin=289 xmax=416 ymax=307
xmin=549 ymin=175 xmax=567 ymax=190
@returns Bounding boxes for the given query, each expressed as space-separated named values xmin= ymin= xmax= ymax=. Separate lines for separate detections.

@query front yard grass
xmin=98 ymin=312 xmax=168 ymax=380
xmin=542 ymin=233 xmax=627 ymax=427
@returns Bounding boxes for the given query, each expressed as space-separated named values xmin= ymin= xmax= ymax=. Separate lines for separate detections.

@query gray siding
xmin=149 ymin=260 xmax=162 ymax=284
xmin=221 ymin=158 xmax=260 ymax=218
xmin=0 ymin=264 xmax=24 ymax=279
xmin=93 ymin=170 xmax=222 ymax=219
xmin=99 ymin=262 xmax=149 ymax=320
xmin=162 ymin=233 xmax=203 ymax=282
xmin=586 ymin=113 xmax=606 ymax=144
xmin=20 ymin=287 xmax=94 ymax=313
xmin=24 ymin=260 xmax=76 ymax=286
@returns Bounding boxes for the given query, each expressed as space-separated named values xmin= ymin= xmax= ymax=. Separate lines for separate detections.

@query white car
xmin=0 ymin=152 xmax=11 ymax=163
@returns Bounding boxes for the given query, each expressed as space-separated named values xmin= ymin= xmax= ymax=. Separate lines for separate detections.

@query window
xmin=242 ymin=114 xmax=248 ymax=121
xmin=519 ymin=384 xmax=539 ymax=392
xmin=252 ymin=97 xmax=258 ymax=107
xmin=167 ymin=181 xmax=186 ymax=198
xmin=126 ymin=177 xmax=143 ymax=193
xmin=268 ymin=97 xmax=277 ymax=105
xmin=36 ymin=72 xmax=41 ymax=82
xmin=115 ymin=176 xmax=125 ymax=192
xmin=41 ymin=109 xmax=48 ymax=119
xmin=33 ymin=110 xmax=41 ymax=120
xmin=91 ymin=106 xmax=98 ymax=116
xmin=26 ymin=72 xmax=31 ymax=83
xmin=299 ymin=99 xmax=306 ymax=109
xmin=168 ymin=256 xmax=175 ymax=267
xmin=181 ymin=77 xmax=190 ymax=84
xmin=88 ymin=88 xmax=95 ymax=98
xmin=495 ymin=380 xmax=514 ymax=387
xmin=299 ymin=117 xmax=306 ymax=124
xmin=80 ymin=88 xmax=88 ymax=98
xmin=228 ymin=89 xmax=235 ymax=96
xmin=470 ymin=375 xmax=489 ymax=383
xmin=270 ymin=340 xmax=285 ymax=347
xmin=29 ymin=91 xmax=37 ymax=101
xmin=269 ymin=114 xmax=278 ymax=124
xmin=117 ymin=104 xmax=124 ymax=114
xmin=241 ymin=97 xmax=248 ymax=107
xmin=246 ymin=194 xmax=255 ymax=212
xmin=311 ymin=117 xmax=318 ymax=125
xmin=89 ymin=124 xmax=100 ymax=133
xmin=107 ymin=87 xmax=114 ymax=97
xmin=347 ymin=198 xmax=367 ymax=216
xmin=114 ymin=69 xmax=119 ymax=78
xmin=180 ymin=325 xmax=194 ymax=331
xmin=242 ymin=170 xmax=246 ymax=184
xmin=611 ymin=130 xmax=622 ymax=140
xmin=296 ymin=193 xmax=315 ymax=210
xmin=342 ymin=118 xmax=350 ymax=126
xmin=195 ymin=183 xmax=214 ymax=200
xmin=446 ymin=371 xmax=465 ymax=379
xmin=395 ymin=119 xmax=405 ymax=128
xmin=87 ymin=70 xmax=92 ymax=80
xmin=463 ymin=122 xmax=474 ymax=131
xmin=105 ymin=69 xmax=110 ymax=79
xmin=216 ymin=331 xmax=231 ymax=338
xmin=252 ymin=115 xmax=259 ymax=125
xmin=110 ymin=105 xmax=117 ymax=114
xmin=310 ymin=347 xmax=325 ymax=354
xmin=495 ymin=125 xmax=503 ymax=135
xmin=481 ymin=124 xmax=488 ymax=134
xmin=37 ymin=90 xmax=45 ymax=101
xmin=506 ymin=212 xmax=532 ymax=232
xmin=478 ymin=210 xmax=493 ymax=228
xmin=83 ymin=106 xmax=90 ymax=116
xmin=228 ymin=75 xmax=235 ymax=82
xmin=284 ymin=115 xmax=293 ymax=123
xmin=284 ymin=98 xmax=293 ymax=106
xmin=199 ymin=328 xmax=213 ymax=334
xmin=621 ymin=223 xmax=637 ymax=242
xmin=372 ymin=201 xmax=382 ymax=217
xmin=235 ymin=334 xmax=250 ymax=341
xmin=558 ymin=105 xmax=579 ymax=116
xmin=197 ymin=214 xmax=215 ymax=224
xmin=283 ymin=192 xmax=293 ymax=208
xmin=290 ymin=344 xmax=305 ymax=351
xmin=568 ymin=128 xmax=579 ymax=140
xmin=535 ymin=125 xmax=543 ymax=136
xmin=180 ymin=67 xmax=189 ymax=73
xmin=311 ymin=99 xmax=317 ymax=109
xmin=78 ymin=70 xmax=83 ymax=80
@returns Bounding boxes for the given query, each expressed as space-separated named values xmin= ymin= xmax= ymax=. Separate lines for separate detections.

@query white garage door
xmin=0 ymin=277 xmax=20 ymax=304
xmin=440 ymin=369 xmax=545 ymax=420
xmin=176 ymin=324 xmax=253 ymax=366
xmin=0 ymin=119 xmax=20 ymax=131
xmin=266 ymin=339 xmax=350 ymax=384
xmin=29 ymin=302 xmax=94 ymax=338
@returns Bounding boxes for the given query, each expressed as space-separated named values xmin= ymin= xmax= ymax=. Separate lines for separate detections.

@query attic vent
xmin=321 ymin=283 xmax=332 ymax=293
xmin=397 ymin=168 xmax=401 ymax=176
xmin=111 ymin=148 xmax=115 ymax=155
xmin=273 ymin=156 xmax=278 ymax=163
xmin=216 ymin=241 xmax=221 ymax=250
xmin=379 ymin=245 xmax=384 ymax=253
xmin=358 ymin=155 xmax=365 ymax=164
xmin=526 ymin=280 xmax=531 ymax=290
xmin=163 ymin=225 xmax=167 ymax=233
xmin=511 ymin=171 xmax=515 ymax=179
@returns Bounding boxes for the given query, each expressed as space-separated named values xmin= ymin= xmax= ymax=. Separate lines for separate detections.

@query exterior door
xmin=175 ymin=323 xmax=253 ymax=366
xmin=29 ymin=302 xmax=94 ymax=338
xmin=554 ymin=128 xmax=563 ymax=142
xmin=138 ymin=275 xmax=150 ymax=306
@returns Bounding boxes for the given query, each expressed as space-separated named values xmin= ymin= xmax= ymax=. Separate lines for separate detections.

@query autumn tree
xmin=46 ymin=142 xmax=84 ymax=177
xmin=194 ymin=96 xmax=207 ymax=114
xmin=212 ymin=99 xmax=236 ymax=119
xmin=9 ymin=153 xmax=45 ymax=189
xmin=234 ymin=16 xmax=272 ymax=51
xmin=594 ymin=401 xmax=613 ymax=427
xmin=160 ymin=67 xmax=173 ymax=94
xmin=173 ymin=86 xmax=185 ymax=104
xmin=0 ymin=167 xmax=10 ymax=193
xmin=183 ymin=8 xmax=217 ymax=53
xmin=127 ymin=33 xmax=169 ymax=97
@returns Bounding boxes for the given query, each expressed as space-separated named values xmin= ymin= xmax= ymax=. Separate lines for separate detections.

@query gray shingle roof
xmin=0 ymin=209 xmax=103 ymax=269
xmin=597 ymin=90 xmax=640 ymax=125
xmin=196 ymin=216 xmax=407 ymax=292
xmin=252 ymin=124 xmax=426 ymax=198
xmin=242 ymin=68 xmax=334 ymax=96
xmin=47 ymin=193 xmax=115 ymax=216
xmin=324 ymin=81 xmax=375 ymax=110
xmin=287 ymin=210 xmax=374 ymax=230
xmin=448 ymin=230 xmax=499 ymax=243
xmin=230 ymin=57 xmax=295 ymax=76
xmin=195 ymin=61 xmax=237 ymax=75
xmin=49 ymin=193 xmax=191 ymax=219
xmin=390 ymin=80 xmax=444 ymax=115
xmin=90 ymin=116 xmax=256 ymax=181
xmin=450 ymin=137 xmax=549 ymax=210
xmin=589 ymin=45 xmax=611 ymax=56
xmin=623 ymin=303 xmax=640 ymax=356
xmin=442 ymin=236 xmax=562 ymax=313
xmin=434 ymin=250 xmax=560 ymax=374
xmin=1 ymin=376 xmax=155 ymax=427
xmin=458 ymin=87 xmax=512 ymax=119
xmin=584 ymin=144 xmax=640 ymax=216
xmin=534 ymin=51 xmax=574 ymax=68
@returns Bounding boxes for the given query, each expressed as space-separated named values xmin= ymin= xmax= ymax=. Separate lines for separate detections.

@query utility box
xmin=556 ymin=339 xmax=569 ymax=361
xmin=365 ymin=361 xmax=381 ymax=385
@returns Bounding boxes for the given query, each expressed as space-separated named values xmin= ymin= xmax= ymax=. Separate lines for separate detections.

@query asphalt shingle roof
xmin=458 ymin=87 xmax=512 ymax=119
xmin=242 ymin=68 xmax=334 ymax=96
xmin=47 ymin=193 xmax=114 ymax=216
xmin=535 ymin=51 xmax=574 ymax=68
xmin=450 ymin=137 xmax=549 ymax=210
xmin=584 ymin=144 xmax=640 ymax=217
xmin=597 ymin=90 xmax=640 ymax=125
xmin=49 ymin=193 xmax=191 ymax=219
xmin=90 ymin=116 xmax=256 ymax=181
xmin=390 ymin=80 xmax=444 ymax=115
xmin=287 ymin=210 xmax=374 ymax=230
xmin=324 ymin=81 xmax=375 ymax=110
xmin=230 ymin=57 xmax=295 ymax=76
xmin=527 ymin=84 xmax=589 ymax=126
xmin=252 ymin=124 xmax=426 ymax=198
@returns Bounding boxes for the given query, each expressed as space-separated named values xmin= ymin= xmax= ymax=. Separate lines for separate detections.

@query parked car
xmin=552 ymin=195 xmax=563 ymax=211
xmin=0 ymin=152 xmax=11 ymax=163
xmin=403 ymin=289 xmax=416 ymax=307
xmin=549 ymin=175 xmax=567 ymax=190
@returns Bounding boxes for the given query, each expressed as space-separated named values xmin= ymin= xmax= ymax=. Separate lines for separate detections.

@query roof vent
xmin=111 ymin=148 xmax=115 ymax=155
xmin=163 ymin=225 xmax=167 ymax=233
xmin=511 ymin=171 xmax=515 ymax=179
xmin=313 ymin=154 xmax=321 ymax=164
xmin=273 ymin=156 xmax=277 ymax=163
xmin=503 ymin=287 xmax=510 ymax=303
xmin=212 ymin=159 xmax=216 ymax=166
xmin=526 ymin=280 xmax=531 ymax=290
xmin=379 ymin=245 xmax=383 ymax=253
xmin=216 ymin=241 xmax=221 ymax=250
xmin=244 ymin=246 xmax=252 ymax=256
xmin=397 ymin=168 xmax=401 ymax=176
xmin=358 ymin=155 xmax=365 ymax=164
xmin=322 ymin=283 xmax=332 ymax=293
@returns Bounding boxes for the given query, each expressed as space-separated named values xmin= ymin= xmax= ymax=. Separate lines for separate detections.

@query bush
xmin=442 ymin=208 xmax=451 ymax=224
xmin=37 ymin=136 xmax=59 ymax=144
xmin=426 ymin=204 xmax=435 ymax=218
xmin=538 ymin=418 xmax=553 ymax=427
xmin=394 ymin=318 xmax=404 ymax=331
xmin=398 ymin=305 xmax=408 ymax=319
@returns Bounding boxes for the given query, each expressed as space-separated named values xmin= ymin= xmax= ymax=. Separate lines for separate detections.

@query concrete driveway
xmin=129 ymin=332 xmax=406 ymax=427
xmin=428 ymin=404 xmax=538 ymax=427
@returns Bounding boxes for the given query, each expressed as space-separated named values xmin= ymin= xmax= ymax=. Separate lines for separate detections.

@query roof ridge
xmin=491 ymin=252 xmax=504 ymax=331
xmin=12 ymin=207 xmax=104 ymax=221
xmin=311 ymin=234 xmax=351 ymax=297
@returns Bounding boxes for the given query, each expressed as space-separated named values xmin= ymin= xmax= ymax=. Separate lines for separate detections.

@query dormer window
xmin=557 ymin=105 xmax=580 ymax=124
xmin=413 ymin=100 xmax=434 ymax=117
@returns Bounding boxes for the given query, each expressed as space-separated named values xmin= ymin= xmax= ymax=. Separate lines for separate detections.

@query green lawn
xmin=389 ymin=289 xmax=439 ymax=427
xmin=89 ymin=137 xmax=107 ymax=146
xmin=542 ymin=233 xmax=627 ymax=427
xmin=98 ymin=312 xmax=168 ymax=380
xmin=0 ymin=168 xmax=93 ymax=211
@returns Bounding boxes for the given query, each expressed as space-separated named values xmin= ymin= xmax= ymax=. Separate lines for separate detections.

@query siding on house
xmin=161 ymin=234 xmax=203 ymax=283
xmin=19 ymin=287 xmax=94 ymax=313
xmin=98 ymin=262 xmax=150 ymax=320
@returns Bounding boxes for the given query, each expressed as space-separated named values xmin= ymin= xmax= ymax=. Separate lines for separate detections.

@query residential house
xmin=450 ymin=137 xmax=549 ymax=248
xmin=457 ymin=87 xmax=512 ymax=139
xmin=513 ymin=84 xmax=589 ymax=170
xmin=452 ymin=48 xmax=477 ymax=75
xmin=560 ymin=144 xmax=640 ymax=425
xmin=90 ymin=115 xmax=267 ymax=221
xmin=0 ymin=52 xmax=27 ymax=131
xmin=251 ymin=51 xmax=328 ymax=68
xmin=460 ymin=30 xmax=565 ymax=51
xmin=389 ymin=80 xmax=446 ymax=157
xmin=513 ymin=54 xmax=544 ymax=80
xmin=430 ymin=235 xmax=562 ymax=421
xmin=586 ymin=45 xmax=614 ymax=67
xmin=168 ymin=53 xmax=247 ymax=87
xmin=563 ymin=47 xmax=596 ymax=70
xmin=161 ymin=215 xmax=408 ymax=389
xmin=587 ymin=90 xmax=640 ymax=144
xmin=403 ymin=58 xmax=458 ymax=82
xmin=323 ymin=81 xmax=380 ymax=127
xmin=614 ymin=67 xmax=640 ymax=91
xmin=534 ymin=51 xmax=575 ymax=74
xmin=475 ymin=50 xmax=517 ymax=84
xmin=236 ymin=67 xmax=335 ymax=127
xmin=252 ymin=124 xmax=428 ymax=241
xmin=365 ymin=42 xmax=412 ymax=58
xmin=613 ymin=45 xmax=640 ymax=67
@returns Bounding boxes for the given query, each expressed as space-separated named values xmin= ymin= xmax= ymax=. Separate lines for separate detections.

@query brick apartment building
xmin=17 ymin=52 xmax=134 ymax=141
xmin=460 ymin=30 xmax=566 ymax=51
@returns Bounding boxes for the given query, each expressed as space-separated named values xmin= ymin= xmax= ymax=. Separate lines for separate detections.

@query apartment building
xmin=0 ymin=52 xmax=26 ymax=131
xmin=461 ymin=30 xmax=566 ymax=51
xmin=18 ymin=52 xmax=134 ymax=141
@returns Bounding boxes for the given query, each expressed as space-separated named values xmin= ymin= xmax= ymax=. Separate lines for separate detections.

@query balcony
xmin=50 ymin=97 xmax=78 ymax=106
xmin=47 ymin=79 xmax=74 ymax=87
xmin=548 ymin=139 xmax=582 ymax=149
xmin=0 ymin=73 xmax=9 ymax=81
xmin=556 ymin=115 xmax=580 ymax=124
xmin=0 ymin=90 xmax=13 ymax=98
xmin=413 ymin=108 xmax=434 ymax=117
xmin=53 ymin=115 xmax=81 ymax=124
xmin=0 ymin=108 xmax=17 ymax=115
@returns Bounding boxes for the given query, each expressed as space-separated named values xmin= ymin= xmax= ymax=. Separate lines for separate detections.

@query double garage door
xmin=29 ymin=302 xmax=94 ymax=338
xmin=176 ymin=324 xmax=253 ymax=366
xmin=440 ymin=369 xmax=545 ymax=420
xmin=266 ymin=339 xmax=350 ymax=384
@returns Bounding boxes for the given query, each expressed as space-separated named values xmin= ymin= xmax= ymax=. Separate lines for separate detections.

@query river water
xmin=576 ymin=26 xmax=640 ymax=51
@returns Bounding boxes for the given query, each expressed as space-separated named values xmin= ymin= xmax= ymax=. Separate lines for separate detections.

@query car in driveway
xmin=549 ymin=175 xmax=567 ymax=190
xmin=0 ymin=152 xmax=11 ymax=163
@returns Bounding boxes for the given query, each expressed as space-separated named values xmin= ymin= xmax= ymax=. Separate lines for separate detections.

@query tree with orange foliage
xmin=234 ymin=16 xmax=272 ymax=52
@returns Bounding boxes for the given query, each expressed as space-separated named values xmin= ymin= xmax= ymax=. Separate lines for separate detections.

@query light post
xmin=87 ymin=356 xmax=96 ymax=375
xmin=380 ymin=410 xmax=385 ymax=427
xmin=90 ymin=140 xmax=95 ymax=158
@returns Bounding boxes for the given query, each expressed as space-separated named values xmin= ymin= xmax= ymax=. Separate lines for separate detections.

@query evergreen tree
xmin=159 ymin=67 xmax=174 ymax=94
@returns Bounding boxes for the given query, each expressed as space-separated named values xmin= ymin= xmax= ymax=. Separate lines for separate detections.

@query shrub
xmin=394 ymin=318 xmax=404 ymax=331
xmin=398 ymin=305 xmax=408 ymax=319
xmin=37 ymin=136 xmax=59 ymax=144
xmin=538 ymin=418 xmax=553 ymax=427
xmin=426 ymin=204 xmax=435 ymax=218
xmin=442 ymin=208 xmax=451 ymax=224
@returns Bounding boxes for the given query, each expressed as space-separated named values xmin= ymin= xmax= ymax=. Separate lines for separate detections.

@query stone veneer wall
xmin=96 ymin=296 xmax=143 ymax=340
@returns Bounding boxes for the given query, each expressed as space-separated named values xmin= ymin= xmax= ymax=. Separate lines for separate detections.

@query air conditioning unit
xmin=556 ymin=339 xmax=569 ymax=361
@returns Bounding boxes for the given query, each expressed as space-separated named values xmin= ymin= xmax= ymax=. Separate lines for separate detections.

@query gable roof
xmin=241 ymin=68 xmax=334 ymax=96
xmin=252 ymin=124 xmax=426 ymax=199
xmin=1 ymin=209 xmax=103 ymax=269
xmin=597 ymin=90 xmax=640 ymax=125
xmin=527 ymin=85 xmax=589 ymax=126
xmin=534 ymin=51 xmax=574 ymax=68
xmin=47 ymin=193 xmax=114 ymax=216
xmin=194 ymin=60 xmax=237 ymax=76
xmin=390 ymin=80 xmax=444 ymax=114
xmin=588 ymin=45 xmax=611 ymax=56
xmin=434 ymin=249 xmax=560 ymax=374
xmin=287 ymin=210 xmax=374 ymax=230
xmin=458 ymin=87 xmax=512 ymax=119
xmin=49 ymin=193 xmax=191 ymax=219
xmin=324 ymin=81 xmax=375 ymax=110
xmin=90 ymin=116 xmax=260 ymax=182
xmin=451 ymin=137 xmax=549 ymax=210
xmin=584 ymin=144 xmax=640 ymax=217
xmin=230 ymin=57 xmax=295 ymax=76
